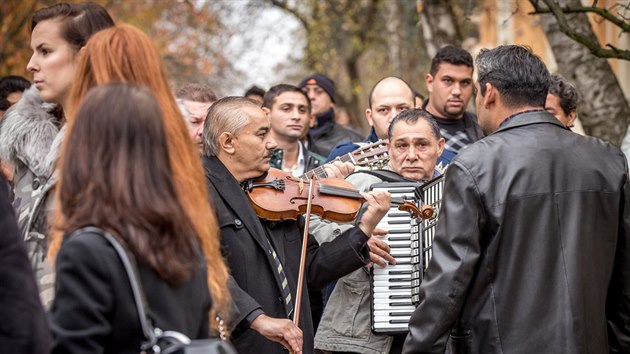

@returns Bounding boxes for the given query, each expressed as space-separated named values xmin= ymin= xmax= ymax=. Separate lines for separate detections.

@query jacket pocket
xmin=329 ymin=277 xmax=370 ymax=339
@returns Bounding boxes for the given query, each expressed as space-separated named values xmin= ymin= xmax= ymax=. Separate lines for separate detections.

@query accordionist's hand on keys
xmin=323 ymin=160 xmax=355 ymax=179
xmin=368 ymin=231 xmax=396 ymax=267
xmin=358 ymin=190 xmax=391 ymax=237
xmin=251 ymin=314 xmax=303 ymax=354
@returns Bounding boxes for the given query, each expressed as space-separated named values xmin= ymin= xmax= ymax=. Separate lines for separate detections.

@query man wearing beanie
xmin=299 ymin=73 xmax=363 ymax=157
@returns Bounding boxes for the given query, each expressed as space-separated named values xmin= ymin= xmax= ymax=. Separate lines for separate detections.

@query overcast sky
xmin=221 ymin=1 xmax=305 ymax=95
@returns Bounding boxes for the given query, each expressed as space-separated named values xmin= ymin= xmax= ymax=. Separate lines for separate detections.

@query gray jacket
xmin=0 ymin=86 xmax=63 ymax=307
xmin=312 ymin=171 xmax=397 ymax=354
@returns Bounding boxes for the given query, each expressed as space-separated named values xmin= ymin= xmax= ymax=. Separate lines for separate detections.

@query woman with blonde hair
xmin=49 ymin=24 xmax=230 ymax=348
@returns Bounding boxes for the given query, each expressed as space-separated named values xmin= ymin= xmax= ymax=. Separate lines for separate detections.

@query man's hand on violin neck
xmin=358 ymin=190 xmax=391 ymax=237
xmin=323 ymin=160 xmax=355 ymax=179
xmin=250 ymin=314 xmax=303 ymax=354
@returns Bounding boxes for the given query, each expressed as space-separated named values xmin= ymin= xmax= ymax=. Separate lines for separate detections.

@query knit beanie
xmin=298 ymin=73 xmax=336 ymax=103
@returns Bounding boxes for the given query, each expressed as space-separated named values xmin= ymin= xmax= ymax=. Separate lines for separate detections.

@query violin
xmin=244 ymin=168 xmax=434 ymax=222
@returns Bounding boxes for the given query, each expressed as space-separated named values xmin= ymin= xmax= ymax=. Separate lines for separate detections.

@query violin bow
xmin=292 ymin=172 xmax=316 ymax=330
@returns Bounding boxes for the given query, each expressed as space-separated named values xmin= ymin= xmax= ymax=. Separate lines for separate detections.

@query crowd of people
xmin=0 ymin=2 xmax=628 ymax=354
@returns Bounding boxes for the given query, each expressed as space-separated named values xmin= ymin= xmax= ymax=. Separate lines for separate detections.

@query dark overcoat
xmin=0 ymin=175 xmax=50 ymax=353
xmin=203 ymin=156 xmax=370 ymax=354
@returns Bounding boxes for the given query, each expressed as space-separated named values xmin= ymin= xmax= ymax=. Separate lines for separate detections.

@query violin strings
xmin=318 ymin=184 xmax=362 ymax=199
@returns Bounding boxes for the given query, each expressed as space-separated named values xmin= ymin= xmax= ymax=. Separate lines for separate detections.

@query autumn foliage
xmin=0 ymin=0 xmax=228 ymax=88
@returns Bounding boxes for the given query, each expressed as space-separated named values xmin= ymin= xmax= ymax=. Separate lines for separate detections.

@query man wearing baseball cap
xmin=299 ymin=73 xmax=363 ymax=157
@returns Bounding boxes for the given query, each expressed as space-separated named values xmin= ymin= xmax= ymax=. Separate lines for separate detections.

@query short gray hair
xmin=388 ymin=108 xmax=441 ymax=141
xmin=176 ymin=83 xmax=218 ymax=103
xmin=202 ymin=96 xmax=259 ymax=156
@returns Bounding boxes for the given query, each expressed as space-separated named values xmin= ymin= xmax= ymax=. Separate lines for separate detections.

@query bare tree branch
xmin=529 ymin=0 xmax=630 ymax=60
xmin=529 ymin=0 xmax=630 ymax=32
xmin=268 ymin=0 xmax=309 ymax=30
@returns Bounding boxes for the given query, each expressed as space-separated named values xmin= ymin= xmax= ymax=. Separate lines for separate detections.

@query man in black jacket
xmin=404 ymin=45 xmax=630 ymax=353
xmin=423 ymin=45 xmax=483 ymax=154
xmin=201 ymin=96 xmax=392 ymax=354
xmin=299 ymin=73 xmax=363 ymax=157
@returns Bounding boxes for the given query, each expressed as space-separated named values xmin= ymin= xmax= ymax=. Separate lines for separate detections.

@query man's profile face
xmin=182 ymin=99 xmax=213 ymax=152
xmin=269 ymin=91 xmax=311 ymax=141
xmin=545 ymin=93 xmax=576 ymax=128
xmin=366 ymin=79 xmax=414 ymax=139
xmin=425 ymin=63 xmax=474 ymax=120
xmin=388 ymin=119 xmax=444 ymax=181
xmin=231 ymin=106 xmax=277 ymax=181
xmin=303 ymin=84 xmax=333 ymax=117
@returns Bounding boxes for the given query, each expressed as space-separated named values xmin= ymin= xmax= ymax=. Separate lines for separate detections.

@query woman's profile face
xmin=27 ymin=19 xmax=79 ymax=107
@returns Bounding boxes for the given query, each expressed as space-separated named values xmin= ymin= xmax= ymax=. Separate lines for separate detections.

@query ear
xmin=365 ymin=108 xmax=374 ymax=127
xmin=437 ymin=137 xmax=445 ymax=156
xmin=481 ymin=82 xmax=496 ymax=109
xmin=219 ymin=132 xmax=236 ymax=155
xmin=425 ymin=73 xmax=434 ymax=93
xmin=567 ymin=110 xmax=577 ymax=128
xmin=308 ymin=114 xmax=316 ymax=128
xmin=261 ymin=106 xmax=271 ymax=115
xmin=74 ymin=46 xmax=86 ymax=61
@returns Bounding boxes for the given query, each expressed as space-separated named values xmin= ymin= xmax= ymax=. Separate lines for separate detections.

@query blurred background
xmin=2 ymin=0 xmax=629 ymax=144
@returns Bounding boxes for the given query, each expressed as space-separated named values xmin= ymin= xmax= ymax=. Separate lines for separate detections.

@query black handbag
xmin=82 ymin=227 xmax=237 ymax=354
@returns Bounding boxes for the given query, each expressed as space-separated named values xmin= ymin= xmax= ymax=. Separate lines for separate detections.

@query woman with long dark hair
xmin=50 ymin=83 xmax=215 ymax=353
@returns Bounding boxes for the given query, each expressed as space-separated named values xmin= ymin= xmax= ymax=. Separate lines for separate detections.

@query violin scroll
xmin=397 ymin=201 xmax=435 ymax=220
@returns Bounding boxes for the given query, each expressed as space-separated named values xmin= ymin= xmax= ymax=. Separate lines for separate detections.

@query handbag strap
xmin=68 ymin=226 xmax=158 ymax=350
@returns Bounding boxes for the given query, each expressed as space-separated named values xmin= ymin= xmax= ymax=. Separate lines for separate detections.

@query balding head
xmin=366 ymin=77 xmax=415 ymax=139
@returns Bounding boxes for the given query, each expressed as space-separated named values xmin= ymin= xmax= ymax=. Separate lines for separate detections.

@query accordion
xmin=369 ymin=175 xmax=445 ymax=335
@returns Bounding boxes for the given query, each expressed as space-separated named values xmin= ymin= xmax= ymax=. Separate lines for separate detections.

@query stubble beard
xmin=443 ymin=104 xmax=465 ymax=120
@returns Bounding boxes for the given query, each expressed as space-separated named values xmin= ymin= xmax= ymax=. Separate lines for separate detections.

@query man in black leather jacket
xmin=403 ymin=45 xmax=630 ymax=354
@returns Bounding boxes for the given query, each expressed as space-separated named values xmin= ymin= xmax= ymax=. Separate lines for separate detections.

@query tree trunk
xmin=418 ymin=0 xmax=463 ymax=58
xmin=537 ymin=0 xmax=630 ymax=146
xmin=384 ymin=0 xmax=403 ymax=77
xmin=345 ymin=56 xmax=368 ymax=132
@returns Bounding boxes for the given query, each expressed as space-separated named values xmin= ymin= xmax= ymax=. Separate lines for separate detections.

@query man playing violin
xmin=201 ymin=96 xmax=393 ymax=354
xmin=312 ymin=109 xmax=445 ymax=354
